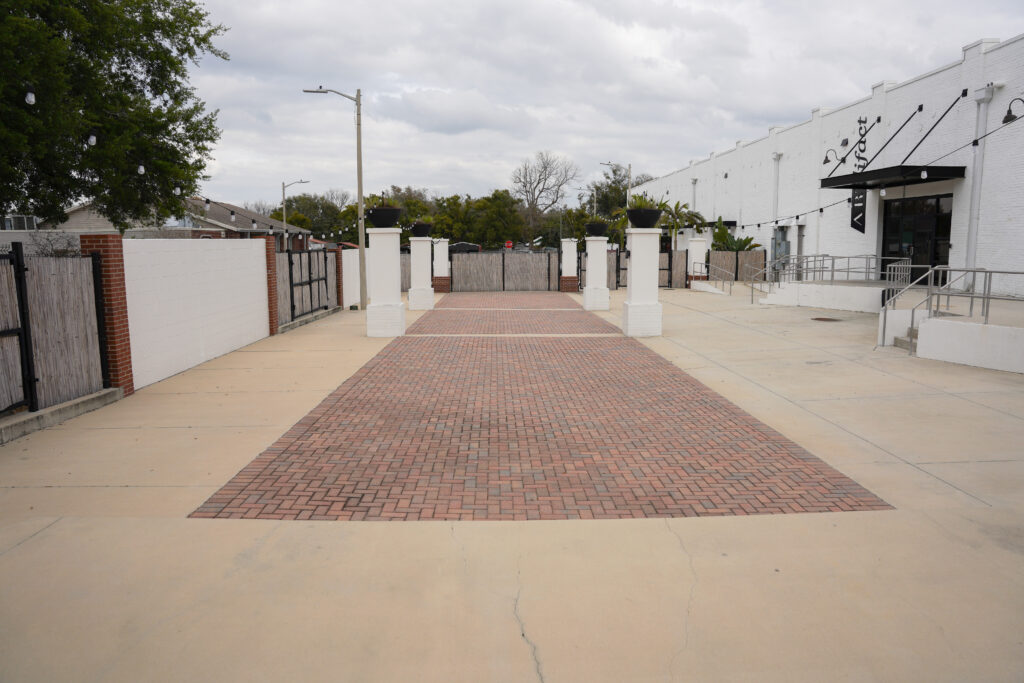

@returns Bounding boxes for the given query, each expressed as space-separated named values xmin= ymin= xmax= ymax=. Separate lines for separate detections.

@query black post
xmin=287 ymin=248 xmax=296 ymax=320
xmin=668 ymin=249 xmax=674 ymax=288
xmin=547 ymin=252 xmax=552 ymax=290
xmin=90 ymin=252 xmax=111 ymax=388
xmin=684 ymin=249 xmax=689 ymax=289
xmin=502 ymin=250 xmax=506 ymax=291
xmin=323 ymin=248 xmax=329 ymax=310
xmin=11 ymin=243 xmax=39 ymax=412
xmin=734 ymin=251 xmax=740 ymax=282
xmin=307 ymin=251 xmax=314 ymax=314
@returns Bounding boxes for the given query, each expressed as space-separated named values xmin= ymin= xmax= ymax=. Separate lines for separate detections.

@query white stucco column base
xmin=366 ymin=303 xmax=406 ymax=337
xmin=583 ymin=236 xmax=609 ymax=311
xmin=623 ymin=227 xmax=662 ymax=337
xmin=408 ymin=237 xmax=434 ymax=310
xmin=583 ymin=286 xmax=610 ymax=311
xmin=622 ymin=301 xmax=663 ymax=337
xmin=366 ymin=227 xmax=406 ymax=337
xmin=408 ymin=288 xmax=434 ymax=310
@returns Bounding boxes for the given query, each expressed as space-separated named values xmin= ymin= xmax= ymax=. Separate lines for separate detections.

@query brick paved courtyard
xmin=192 ymin=292 xmax=889 ymax=521
xmin=435 ymin=291 xmax=582 ymax=309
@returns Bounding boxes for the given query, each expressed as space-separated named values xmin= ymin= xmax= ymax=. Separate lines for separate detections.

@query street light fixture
xmin=303 ymin=85 xmax=367 ymax=310
xmin=282 ymin=178 xmax=309 ymax=250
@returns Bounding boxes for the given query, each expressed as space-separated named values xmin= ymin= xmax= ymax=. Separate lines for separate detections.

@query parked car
xmin=449 ymin=242 xmax=481 ymax=253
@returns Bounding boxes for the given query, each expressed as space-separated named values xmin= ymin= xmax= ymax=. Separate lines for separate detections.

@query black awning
xmin=820 ymin=165 xmax=965 ymax=190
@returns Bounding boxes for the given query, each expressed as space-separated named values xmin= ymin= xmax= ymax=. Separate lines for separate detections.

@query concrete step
xmin=893 ymin=335 xmax=917 ymax=353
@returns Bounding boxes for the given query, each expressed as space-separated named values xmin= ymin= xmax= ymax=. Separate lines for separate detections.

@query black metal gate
xmin=287 ymin=249 xmax=330 ymax=320
xmin=0 ymin=243 xmax=38 ymax=413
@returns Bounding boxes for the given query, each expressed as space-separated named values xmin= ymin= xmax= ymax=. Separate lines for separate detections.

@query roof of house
xmin=185 ymin=198 xmax=311 ymax=235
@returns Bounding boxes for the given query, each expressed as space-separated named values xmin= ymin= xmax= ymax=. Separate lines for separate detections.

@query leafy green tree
xmin=578 ymin=164 xmax=655 ymax=218
xmin=1 ymin=0 xmax=228 ymax=228
xmin=663 ymin=201 xmax=705 ymax=249
xmin=269 ymin=209 xmax=311 ymax=231
xmin=468 ymin=190 xmax=525 ymax=249
xmin=711 ymin=217 xmax=761 ymax=251
xmin=275 ymin=193 xmax=342 ymax=237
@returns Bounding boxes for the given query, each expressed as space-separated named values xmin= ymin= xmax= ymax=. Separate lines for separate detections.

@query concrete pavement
xmin=1 ymin=288 xmax=1022 ymax=681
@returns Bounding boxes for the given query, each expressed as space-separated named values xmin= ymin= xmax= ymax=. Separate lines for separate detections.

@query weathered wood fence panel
xmin=739 ymin=251 xmax=766 ymax=281
xmin=452 ymin=253 xmax=503 ymax=291
xmin=26 ymin=257 xmax=103 ymax=409
xmin=0 ymin=257 xmax=21 ymax=410
xmin=709 ymin=251 xmax=737 ymax=280
xmin=277 ymin=250 xmax=339 ymax=326
xmin=325 ymin=252 xmax=338 ymax=308
xmin=504 ymin=252 xmax=552 ymax=291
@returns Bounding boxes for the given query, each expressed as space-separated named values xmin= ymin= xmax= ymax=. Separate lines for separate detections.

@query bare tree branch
xmin=510 ymin=151 xmax=579 ymax=236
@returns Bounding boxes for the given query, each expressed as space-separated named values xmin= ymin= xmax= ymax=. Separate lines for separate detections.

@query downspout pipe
xmin=965 ymin=83 xmax=996 ymax=273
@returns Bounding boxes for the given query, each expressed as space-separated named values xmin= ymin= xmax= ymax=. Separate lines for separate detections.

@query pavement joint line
xmin=662 ymin=293 xmax=1024 ymax=425
xmin=0 ymin=517 xmax=63 ymax=558
xmin=659 ymin=333 xmax=994 ymax=508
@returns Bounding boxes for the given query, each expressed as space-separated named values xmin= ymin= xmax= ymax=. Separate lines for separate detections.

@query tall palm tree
xmin=662 ymin=201 xmax=705 ymax=251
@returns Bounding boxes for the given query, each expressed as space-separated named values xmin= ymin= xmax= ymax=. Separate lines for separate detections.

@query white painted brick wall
xmin=637 ymin=35 xmax=1024 ymax=294
xmin=123 ymin=240 xmax=269 ymax=389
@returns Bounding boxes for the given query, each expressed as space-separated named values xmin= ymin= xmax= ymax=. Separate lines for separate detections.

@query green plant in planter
xmin=711 ymin=216 xmax=761 ymax=251
xmin=408 ymin=213 xmax=435 ymax=237
xmin=626 ymin=192 xmax=667 ymax=211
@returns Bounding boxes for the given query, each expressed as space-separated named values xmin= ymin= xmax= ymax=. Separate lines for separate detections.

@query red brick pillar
xmin=80 ymin=233 xmax=134 ymax=397
xmin=334 ymin=246 xmax=344 ymax=308
xmin=262 ymin=235 xmax=279 ymax=335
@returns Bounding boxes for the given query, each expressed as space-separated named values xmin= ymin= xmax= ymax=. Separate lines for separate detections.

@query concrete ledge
xmin=279 ymin=305 xmax=343 ymax=335
xmin=916 ymin=318 xmax=1024 ymax=373
xmin=0 ymin=387 xmax=122 ymax=445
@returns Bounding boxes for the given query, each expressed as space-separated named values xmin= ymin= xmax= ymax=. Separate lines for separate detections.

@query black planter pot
xmin=626 ymin=208 xmax=662 ymax=229
xmin=365 ymin=207 xmax=401 ymax=228
xmin=410 ymin=222 xmax=432 ymax=238
xmin=585 ymin=222 xmax=608 ymax=237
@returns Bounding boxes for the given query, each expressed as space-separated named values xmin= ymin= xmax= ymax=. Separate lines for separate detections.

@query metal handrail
xmin=707 ymin=263 xmax=734 ymax=295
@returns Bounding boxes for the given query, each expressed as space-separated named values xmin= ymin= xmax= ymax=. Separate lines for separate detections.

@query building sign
xmin=850 ymin=115 xmax=868 ymax=233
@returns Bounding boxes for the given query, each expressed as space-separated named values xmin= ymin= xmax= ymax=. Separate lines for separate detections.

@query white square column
xmin=366 ymin=228 xmax=406 ymax=337
xmin=559 ymin=238 xmax=578 ymax=292
xmin=622 ymin=228 xmax=662 ymax=337
xmin=583 ymin=236 xmax=609 ymax=310
xmin=433 ymin=238 xmax=449 ymax=276
xmin=408 ymin=237 xmax=434 ymax=310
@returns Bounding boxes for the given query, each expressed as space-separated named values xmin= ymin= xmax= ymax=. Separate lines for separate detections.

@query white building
xmin=635 ymin=36 xmax=1024 ymax=295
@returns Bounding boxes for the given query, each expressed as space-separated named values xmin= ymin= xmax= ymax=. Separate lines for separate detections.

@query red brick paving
xmin=436 ymin=292 xmax=581 ymax=309
xmin=192 ymin=333 xmax=890 ymax=521
xmin=407 ymin=309 xmax=620 ymax=335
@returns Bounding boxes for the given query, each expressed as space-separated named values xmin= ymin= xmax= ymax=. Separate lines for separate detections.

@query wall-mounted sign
xmin=850 ymin=115 xmax=869 ymax=233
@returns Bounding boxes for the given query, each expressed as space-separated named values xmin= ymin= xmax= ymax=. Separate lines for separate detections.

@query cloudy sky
xmin=190 ymin=0 xmax=1023 ymax=208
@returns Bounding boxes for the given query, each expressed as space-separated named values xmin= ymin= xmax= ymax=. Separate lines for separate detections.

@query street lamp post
xmin=282 ymin=178 xmax=309 ymax=249
xmin=601 ymin=161 xmax=631 ymax=206
xmin=303 ymin=86 xmax=367 ymax=310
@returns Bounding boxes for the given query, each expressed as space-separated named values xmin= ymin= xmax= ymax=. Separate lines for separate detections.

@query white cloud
xmin=190 ymin=0 xmax=1024 ymax=206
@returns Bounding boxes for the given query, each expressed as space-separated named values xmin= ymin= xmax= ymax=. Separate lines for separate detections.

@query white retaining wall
xmin=761 ymin=282 xmax=884 ymax=313
xmin=123 ymin=240 xmax=269 ymax=389
xmin=916 ymin=318 xmax=1024 ymax=373
xmin=635 ymin=36 xmax=1024 ymax=295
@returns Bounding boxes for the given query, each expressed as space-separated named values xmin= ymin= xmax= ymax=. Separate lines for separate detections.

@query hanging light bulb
xmin=25 ymin=88 xmax=35 ymax=106
xmin=87 ymin=131 xmax=97 ymax=146
xmin=230 ymin=210 xmax=235 ymax=222
xmin=137 ymin=164 xmax=145 ymax=175
xmin=819 ymin=208 xmax=824 ymax=214
xmin=204 ymin=198 xmax=210 ymax=210
xmin=920 ymin=169 xmax=928 ymax=180
xmin=173 ymin=186 xmax=181 ymax=196
xmin=251 ymin=219 xmax=257 ymax=229
xmin=879 ymin=187 xmax=886 ymax=197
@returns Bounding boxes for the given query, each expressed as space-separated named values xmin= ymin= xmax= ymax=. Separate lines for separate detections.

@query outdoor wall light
xmin=1002 ymin=97 xmax=1024 ymax=124
xmin=25 ymin=87 xmax=35 ymax=105
xmin=823 ymin=149 xmax=844 ymax=165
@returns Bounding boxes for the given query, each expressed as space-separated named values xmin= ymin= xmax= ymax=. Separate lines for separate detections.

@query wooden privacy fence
xmin=1 ymin=242 xmax=105 ymax=414
xmin=275 ymin=250 xmax=338 ymax=327
xmin=451 ymin=251 xmax=558 ymax=292
xmin=709 ymin=250 xmax=767 ymax=281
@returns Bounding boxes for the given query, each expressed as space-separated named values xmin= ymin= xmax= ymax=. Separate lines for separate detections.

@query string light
xmin=204 ymin=198 xmax=210 ymax=210
xmin=230 ymin=210 xmax=235 ymax=222
xmin=87 ymin=131 xmax=97 ymax=146
xmin=251 ymin=218 xmax=257 ymax=229
xmin=880 ymin=187 xmax=886 ymax=197
xmin=173 ymin=186 xmax=181 ymax=196
xmin=920 ymin=169 xmax=928 ymax=179
xmin=25 ymin=87 xmax=35 ymax=106
xmin=137 ymin=164 xmax=145 ymax=175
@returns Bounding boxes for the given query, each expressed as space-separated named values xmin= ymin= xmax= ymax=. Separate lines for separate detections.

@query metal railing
xmin=881 ymin=266 xmax=1024 ymax=347
xmin=707 ymin=263 xmax=734 ymax=295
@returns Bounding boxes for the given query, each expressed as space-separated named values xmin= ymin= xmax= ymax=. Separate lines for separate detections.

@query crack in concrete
xmin=664 ymin=519 xmax=698 ymax=680
xmin=449 ymin=523 xmax=470 ymax=575
xmin=513 ymin=559 xmax=546 ymax=683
